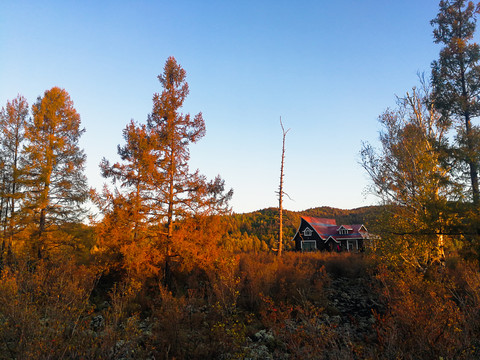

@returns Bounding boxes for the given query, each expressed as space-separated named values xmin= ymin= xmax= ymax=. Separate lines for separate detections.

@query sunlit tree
xmin=22 ymin=87 xmax=88 ymax=258
xmin=361 ymin=86 xmax=455 ymax=268
xmin=97 ymin=57 xmax=232 ymax=282
xmin=146 ymin=57 xmax=232 ymax=239
xmin=93 ymin=120 xmax=164 ymax=276
xmin=0 ymin=95 xmax=28 ymax=247
xmin=98 ymin=121 xmax=153 ymax=240
xmin=145 ymin=57 xmax=232 ymax=283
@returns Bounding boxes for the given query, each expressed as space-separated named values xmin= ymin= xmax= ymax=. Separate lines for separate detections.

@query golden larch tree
xmin=22 ymin=87 xmax=88 ymax=258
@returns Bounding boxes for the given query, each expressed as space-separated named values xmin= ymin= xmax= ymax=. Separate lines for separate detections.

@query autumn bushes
xmin=2 ymin=248 xmax=480 ymax=359
xmin=373 ymin=259 xmax=480 ymax=359
xmin=0 ymin=249 xmax=357 ymax=359
xmin=239 ymin=252 xmax=352 ymax=359
xmin=237 ymin=252 xmax=480 ymax=359
xmin=238 ymin=252 xmax=332 ymax=311
xmin=0 ymin=259 xmax=97 ymax=359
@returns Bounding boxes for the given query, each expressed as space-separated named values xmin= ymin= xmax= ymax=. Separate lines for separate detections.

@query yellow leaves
xmin=362 ymin=86 xmax=454 ymax=269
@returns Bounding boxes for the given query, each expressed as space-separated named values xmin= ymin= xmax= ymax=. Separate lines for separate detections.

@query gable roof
xmin=300 ymin=216 xmax=368 ymax=242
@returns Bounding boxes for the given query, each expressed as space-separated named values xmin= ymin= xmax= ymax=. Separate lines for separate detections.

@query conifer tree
xmin=147 ymin=57 xmax=232 ymax=284
xmin=22 ymin=87 xmax=88 ymax=258
xmin=98 ymin=121 xmax=152 ymax=241
xmin=97 ymin=57 xmax=232 ymax=281
xmin=93 ymin=120 xmax=164 ymax=276
xmin=0 ymin=95 xmax=28 ymax=242
xmin=146 ymin=57 xmax=232 ymax=242
xmin=431 ymin=0 xmax=480 ymax=204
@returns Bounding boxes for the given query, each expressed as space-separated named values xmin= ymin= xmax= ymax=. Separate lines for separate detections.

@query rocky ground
xmin=325 ymin=276 xmax=382 ymax=343
xmin=245 ymin=274 xmax=384 ymax=359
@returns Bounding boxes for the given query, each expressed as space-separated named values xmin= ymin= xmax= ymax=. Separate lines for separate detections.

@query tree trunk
xmin=464 ymin=112 xmax=479 ymax=205
xmin=37 ymin=208 xmax=46 ymax=259
xmin=278 ymin=118 xmax=290 ymax=257
xmin=164 ymin=146 xmax=175 ymax=289
xmin=461 ymin=53 xmax=479 ymax=205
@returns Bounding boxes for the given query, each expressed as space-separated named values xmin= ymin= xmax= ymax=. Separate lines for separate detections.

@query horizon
xmin=232 ymin=203 xmax=377 ymax=215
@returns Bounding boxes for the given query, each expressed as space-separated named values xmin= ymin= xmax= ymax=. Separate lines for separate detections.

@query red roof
xmin=301 ymin=216 xmax=368 ymax=241
xmin=302 ymin=217 xmax=337 ymax=226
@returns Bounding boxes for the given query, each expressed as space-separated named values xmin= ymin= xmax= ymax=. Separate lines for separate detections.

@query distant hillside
xmin=224 ymin=205 xmax=384 ymax=252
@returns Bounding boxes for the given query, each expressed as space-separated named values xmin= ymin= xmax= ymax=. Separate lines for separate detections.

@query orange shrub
xmin=0 ymin=259 xmax=98 ymax=359
xmin=373 ymin=264 xmax=480 ymax=359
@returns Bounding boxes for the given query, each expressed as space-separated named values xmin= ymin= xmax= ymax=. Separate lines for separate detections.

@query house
xmin=293 ymin=216 xmax=369 ymax=252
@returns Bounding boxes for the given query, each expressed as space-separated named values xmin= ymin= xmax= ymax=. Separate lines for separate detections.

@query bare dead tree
xmin=278 ymin=117 xmax=290 ymax=257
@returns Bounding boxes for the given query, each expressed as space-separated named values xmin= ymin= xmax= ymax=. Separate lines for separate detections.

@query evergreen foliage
xmin=431 ymin=0 xmax=480 ymax=204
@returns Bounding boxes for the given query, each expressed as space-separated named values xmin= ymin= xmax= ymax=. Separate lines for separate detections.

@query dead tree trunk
xmin=278 ymin=117 xmax=290 ymax=257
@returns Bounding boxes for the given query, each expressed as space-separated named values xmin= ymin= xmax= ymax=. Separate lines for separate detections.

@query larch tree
xmin=0 ymin=95 xmax=28 ymax=246
xmin=146 ymin=57 xmax=232 ymax=282
xmin=98 ymin=121 xmax=153 ymax=240
xmin=97 ymin=57 xmax=232 ymax=281
xmin=93 ymin=120 xmax=164 ymax=276
xmin=22 ymin=87 xmax=88 ymax=258
xmin=361 ymin=87 xmax=453 ymax=269
xmin=431 ymin=0 xmax=480 ymax=205
xmin=147 ymin=57 xmax=233 ymax=232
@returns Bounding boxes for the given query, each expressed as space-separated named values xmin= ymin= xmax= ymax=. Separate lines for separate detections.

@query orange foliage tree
xmin=21 ymin=87 xmax=88 ymax=258
xmin=94 ymin=57 xmax=232 ymax=283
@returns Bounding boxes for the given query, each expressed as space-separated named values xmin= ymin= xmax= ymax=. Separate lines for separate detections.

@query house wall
xmin=293 ymin=218 xmax=323 ymax=251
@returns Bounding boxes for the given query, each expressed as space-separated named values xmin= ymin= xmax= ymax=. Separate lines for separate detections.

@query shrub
xmin=0 ymin=259 xmax=98 ymax=359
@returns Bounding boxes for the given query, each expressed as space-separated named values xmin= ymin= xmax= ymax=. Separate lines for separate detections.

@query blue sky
xmin=1 ymin=1 xmax=443 ymax=213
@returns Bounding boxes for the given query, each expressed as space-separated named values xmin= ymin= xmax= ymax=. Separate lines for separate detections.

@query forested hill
xmin=224 ymin=205 xmax=383 ymax=252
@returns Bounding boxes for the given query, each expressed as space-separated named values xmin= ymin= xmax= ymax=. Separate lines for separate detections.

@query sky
xmin=0 ymin=1 xmax=445 ymax=214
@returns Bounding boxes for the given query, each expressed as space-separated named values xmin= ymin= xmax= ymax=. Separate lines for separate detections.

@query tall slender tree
xmin=431 ymin=0 xmax=480 ymax=204
xmin=97 ymin=121 xmax=153 ymax=241
xmin=0 ymin=96 xmax=28 ymax=239
xmin=146 ymin=57 xmax=232 ymax=241
xmin=0 ymin=95 xmax=28 ymax=261
xmin=93 ymin=120 xmax=164 ymax=276
xmin=277 ymin=117 xmax=290 ymax=257
xmin=147 ymin=57 xmax=232 ymax=283
xmin=22 ymin=87 xmax=88 ymax=258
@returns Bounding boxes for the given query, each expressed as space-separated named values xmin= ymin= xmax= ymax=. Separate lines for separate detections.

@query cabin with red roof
xmin=293 ymin=216 xmax=369 ymax=252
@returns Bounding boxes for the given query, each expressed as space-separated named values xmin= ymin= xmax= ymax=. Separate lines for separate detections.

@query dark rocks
xmin=325 ymin=276 xmax=382 ymax=343
xmin=90 ymin=314 xmax=105 ymax=331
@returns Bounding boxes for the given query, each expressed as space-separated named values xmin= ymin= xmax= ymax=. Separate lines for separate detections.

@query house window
xmin=303 ymin=227 xmax=313 ymax=237
xmin=301 ymin=240 xmax=316 ymax=251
